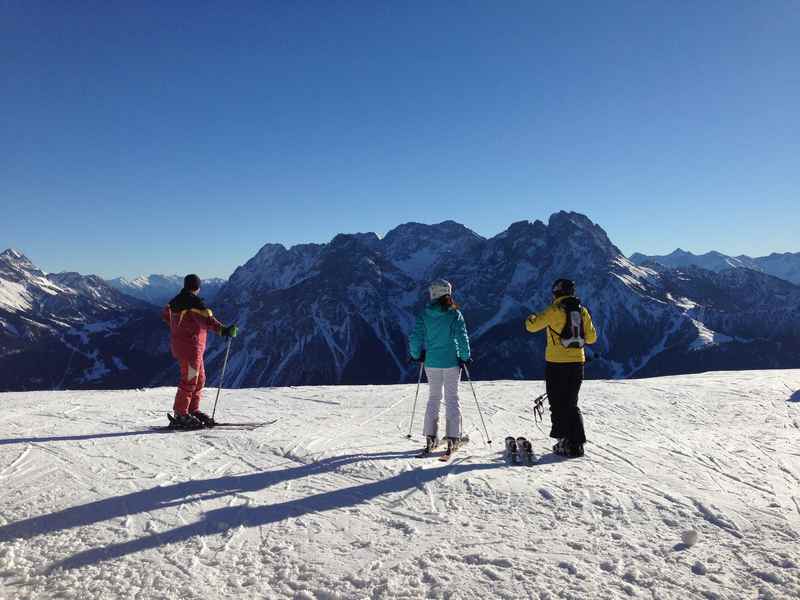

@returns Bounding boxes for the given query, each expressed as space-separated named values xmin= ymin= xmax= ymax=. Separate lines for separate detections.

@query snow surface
xmin=665 ymin=293 xmax=698 ymax=311
xmin=1 ymin=371 xmax=799 ymax=599
xmin=0 ymin=280 xmax=33 ymax=312
xmin=689 ymin=320 xmax=734 ymax=351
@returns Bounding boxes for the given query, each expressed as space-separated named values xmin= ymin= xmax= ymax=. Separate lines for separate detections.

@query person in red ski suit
xmin=162 ymin=274 xmax=237 ymax=428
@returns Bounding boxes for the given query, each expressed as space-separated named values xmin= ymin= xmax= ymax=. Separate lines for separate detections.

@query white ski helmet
xmin=429 ymin=279 xmax=453 ymax=301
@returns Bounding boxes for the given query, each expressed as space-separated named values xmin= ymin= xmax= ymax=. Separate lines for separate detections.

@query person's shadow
xmin=0 ymin=429 xmax=174 ymax=446
xmin=789 ymin=389 xmax=800 ymax=403
xmin=0 ymin=448 xmax=502 ymax=572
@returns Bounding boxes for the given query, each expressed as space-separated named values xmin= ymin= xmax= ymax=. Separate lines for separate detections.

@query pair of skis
xmin=157 ymin=413 xmax=277 ymax=432
xmin=505 ymin=436 xmax=535 ymax=466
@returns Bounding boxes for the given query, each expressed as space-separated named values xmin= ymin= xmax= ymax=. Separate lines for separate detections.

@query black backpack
xmin=557 ymin=297 xmax=585 ymax=349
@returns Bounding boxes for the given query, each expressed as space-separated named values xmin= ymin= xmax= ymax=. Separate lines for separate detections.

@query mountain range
xmin=630 ymin=249 xmax=800 ymax=284
xmin=2 ymin=212 xmax=799 ymax=391
xmin=203 ymin=213 xmax=800 ymax=388
xmin=107 ymin=275 xmax=226 ymax=306
xmin=0 ymin=249 xmax=172 ymax=390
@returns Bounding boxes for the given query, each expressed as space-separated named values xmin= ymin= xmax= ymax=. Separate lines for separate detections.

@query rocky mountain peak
xmin=1 ymin=248 xmax=27 ymax=261
xmin=501 ymin=219 xmax=547 ymax=238
xmin=383 ymin=220 xmax=483 ymax=245
xmin=0 ymin=249 xmax=52 ymax=288
xmin=547 ymin=211 xmax=596 ymax=230
xmin=251 ymin=243 xmax=289 ymax=265
xmin=346 ymin=232 xmax=382 ymax=250
xmin=545 ymin=211 xmax=621 ymax=262
xmin=329 ymin=233 xmax=377 ymax=251
xmin=0 ymin=248 xmax=37 ymax=272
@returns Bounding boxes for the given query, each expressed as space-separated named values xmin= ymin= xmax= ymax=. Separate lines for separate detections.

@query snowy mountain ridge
xmin=206 ymin=212 xmax=800 ymax=387
xmin=107 ymin=274 xmax=226 ymax=306
xmin=3 ymin=212 xmax=800 ymax=391
xmin=0 ymin=248 xmax=68 ymax=313
xmin=0 ymin=249 xmax=171 ymax=391
xmin=631 ymin=248 xmax=800 ymax=284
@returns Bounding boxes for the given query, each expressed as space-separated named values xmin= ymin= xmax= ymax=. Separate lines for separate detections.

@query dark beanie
xmin=184 ymin=274 xmax=201 ymax=291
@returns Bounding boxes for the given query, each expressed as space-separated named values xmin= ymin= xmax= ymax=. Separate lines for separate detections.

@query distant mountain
xmin=630 ymin=249 xmax=800 ymax=284
xmin=0 ymin=249 xmax=170 ymax=391
xmin=203 ymin=213 xmax=800 ymax=387
xmin=107 ymin=275 xmax=226 ymax=306
xmin=629 ymin=249 xmax=757 ymax=272
xmin=753 ymin=253 xmax=800 ymax=285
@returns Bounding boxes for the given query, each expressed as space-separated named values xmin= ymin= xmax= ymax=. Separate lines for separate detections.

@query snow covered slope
xmin=0 ymin=249 xmax=171 ymax=391
xmin=1 ymin=371 xmax=798 ymax=599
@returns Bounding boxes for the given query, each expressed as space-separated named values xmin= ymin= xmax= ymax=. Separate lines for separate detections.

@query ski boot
xmin=504 ymin=436 xmax=519 ymax=464
xmin=438 ymin=436 xmax=463 ymax=462
xmin=190 ymin=410 xmax=216 ymax=427
xmin=170 ymin=413 xmax=204 ymax=430
xmin=517 ymin=436 xmax=534 ymax=465
xmin=553 ymin=438 xmax=583 ymax=458
xmin=417 ymin=435 xmax=439 ymax=457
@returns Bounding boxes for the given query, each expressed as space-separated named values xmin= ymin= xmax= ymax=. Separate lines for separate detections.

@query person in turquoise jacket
xmin=409 ymin=279 xmax=471 ymax=454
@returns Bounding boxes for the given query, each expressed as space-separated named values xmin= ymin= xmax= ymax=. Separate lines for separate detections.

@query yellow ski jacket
xmin=525 ymin=296 xmax=598 ymax=363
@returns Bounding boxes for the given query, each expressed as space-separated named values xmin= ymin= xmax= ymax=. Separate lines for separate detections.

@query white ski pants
xmin=423 ymin=366 xmax=462 ymax=439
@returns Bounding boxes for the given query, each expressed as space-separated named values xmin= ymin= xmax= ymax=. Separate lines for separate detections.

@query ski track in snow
xmin=0 ymin=371 xmax=798 ymax=599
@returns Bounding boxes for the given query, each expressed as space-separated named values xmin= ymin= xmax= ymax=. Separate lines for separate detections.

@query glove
xmin=409 ymin=350 xmax=426 ymax=363
xmin=458 ymin=357 xmax=473 ymax=368
xmin=221 ymin=324 xmax=238 ymax=338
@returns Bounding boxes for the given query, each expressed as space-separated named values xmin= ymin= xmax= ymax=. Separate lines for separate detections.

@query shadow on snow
xmin=0 ymin=448 xmax=503 ymax=571
xmin=0 ymin=429 xmax=175 ymax=446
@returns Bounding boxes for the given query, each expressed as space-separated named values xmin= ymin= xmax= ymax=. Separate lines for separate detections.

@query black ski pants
xmin=545 ymin=362 xmax=586 ymax=445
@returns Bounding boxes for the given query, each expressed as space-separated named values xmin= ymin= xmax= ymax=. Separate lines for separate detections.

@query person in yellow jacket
xmin=525 ymin=278 xmax=597 ymax=457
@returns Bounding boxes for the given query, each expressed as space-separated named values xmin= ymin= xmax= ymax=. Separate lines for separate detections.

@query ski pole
xmin=463 ymin=365 xmax=491 ymax=445
xmin=211 ymin=337 xmax=233 ymax=421
xmin=532 ymin=392 xmax=549 ymax=438
xmin=405 ymin=361 xmax=425 ymax=439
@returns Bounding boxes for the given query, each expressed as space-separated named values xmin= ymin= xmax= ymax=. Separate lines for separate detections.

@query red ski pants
xmin=173 ymin=359 xmax=206 ymax=415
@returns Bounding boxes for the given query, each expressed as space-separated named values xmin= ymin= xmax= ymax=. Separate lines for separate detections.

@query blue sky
xmin=2 ymin=1 xmax=798 ymax=278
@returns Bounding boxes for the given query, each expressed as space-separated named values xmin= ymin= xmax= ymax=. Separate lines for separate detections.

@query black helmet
xmin=552 ymin=278 xmax=575 ymax=297
xmin=184 ymin=274 xmax=202 ymax=291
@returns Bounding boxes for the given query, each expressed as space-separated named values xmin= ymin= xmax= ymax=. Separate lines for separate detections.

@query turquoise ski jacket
xmin=409 ymin=302 xmax=471 ymax=369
